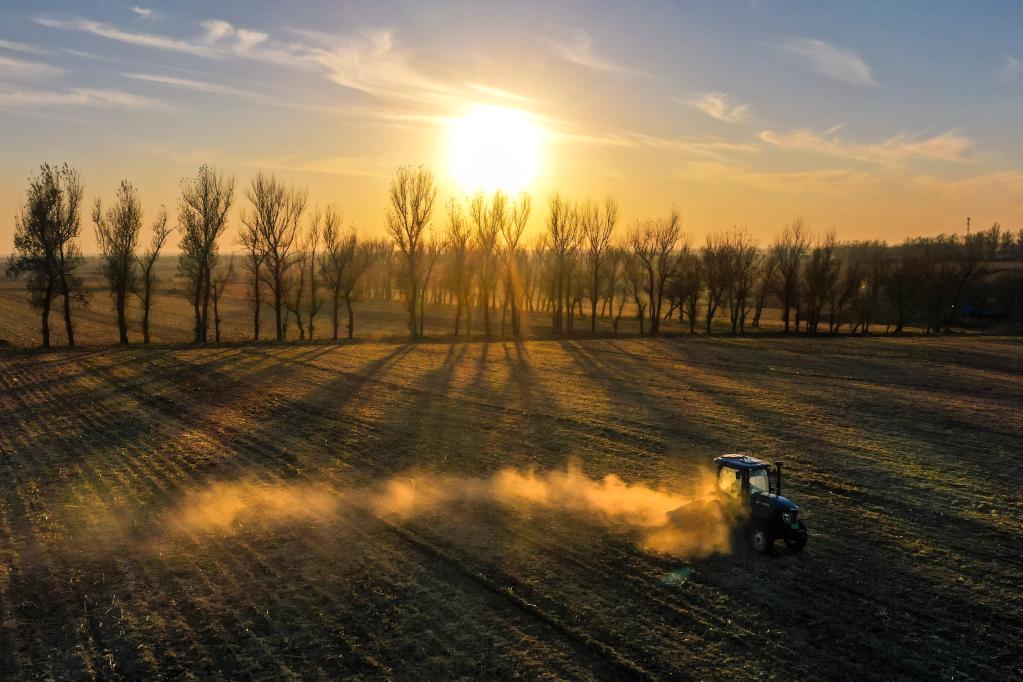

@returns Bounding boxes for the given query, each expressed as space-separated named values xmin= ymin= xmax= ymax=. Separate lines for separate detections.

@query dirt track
xmin=0 ymin=336 xmax=1020 ymax=680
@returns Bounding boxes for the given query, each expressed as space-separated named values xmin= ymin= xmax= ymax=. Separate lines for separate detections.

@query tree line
xmin=7 ymin=162 xmax=1023 ymax=348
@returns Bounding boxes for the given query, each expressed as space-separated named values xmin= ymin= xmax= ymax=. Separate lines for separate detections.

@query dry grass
xmin=0 ymin=333 xmax=1020 ymax=679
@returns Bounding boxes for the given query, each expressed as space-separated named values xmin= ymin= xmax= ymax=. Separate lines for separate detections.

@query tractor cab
xmin=714 ymin=454 xmax=807 ymax=554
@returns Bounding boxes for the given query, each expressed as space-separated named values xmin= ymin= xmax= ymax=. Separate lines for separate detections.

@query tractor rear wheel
xmin=750 ymin=528 xmax=774 ymax=554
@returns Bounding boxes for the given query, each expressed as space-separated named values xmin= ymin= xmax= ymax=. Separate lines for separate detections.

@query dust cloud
xmin=156 ymin=464 xmax=744 ymax=558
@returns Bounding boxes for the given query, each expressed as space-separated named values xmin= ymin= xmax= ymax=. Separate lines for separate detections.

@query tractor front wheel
xmin=750 ymin=528 xmax=774 ymax=554
xmin=784 ymin=531 xmax=807 ymax=553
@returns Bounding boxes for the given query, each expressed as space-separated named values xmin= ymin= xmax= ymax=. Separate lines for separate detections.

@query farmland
xmin=1 ymin=332 xmax=1020 ymax=680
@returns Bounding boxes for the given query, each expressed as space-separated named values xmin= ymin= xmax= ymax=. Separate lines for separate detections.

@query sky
xmin=2 ymin=0 xmax=1023 ymax=251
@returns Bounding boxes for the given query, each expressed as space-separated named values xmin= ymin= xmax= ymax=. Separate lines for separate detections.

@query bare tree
xmin=624 ymin=250 xmax=647 ymax=334
xmin=7 ymin=164 xmax=85 ymax=347
xmin=584 ymin=197 xmax=617 ymax=332
xmin=827 ymin=256 xmax=863 ymax=333
xmin=501 ymin=192 xmax=531 ymax=337
xmin=724 ymin=228 xmax=760 ymax=334
xmin=751 ymin=252 xmax=777 ymax=328
xmin=284 ymin=241 xmax=309 ymax=340
xmin=320 ymin=205 xmax=349 ymax=340
xmin=444 ymin=198 xmax=472 ymax=336
xmin=340 ymin=238 xmax=377 ymax=339
xmin=238 ymin=211 xmax=266 ymax=341
xmin=884 ymin=241 xmax=925 ymax=333
xmin=178 ymin=165 xmax=235 ymax=343
xmin=418 ymin=233 xmax=444 ymax=336
xmin=629 ymin=206 xmax=683 ymax=335
xmin=385 ymin=165 xmax=437 ymax=338
xmin=702 ymin=233 xmax=732 ymax=334
xmin=306 ymin=210 xmax=323 ymax=340
xmin=469 ymin=190 xmax=505 ymax=338
xmin=772 ymin=220 xmax=809 ymax=333
xmin=674 ymin=250 xmax=703 ymax=333
xmin=244 ymin=172 xmax=307 ymax=341
xmin=210 ymin=256 xmax=234 ymax=343
xmin=544 ymin=194 xmax=581 ymax=335
xmin=802 ymin=231 xmax=838 ymax=333
xmin=93 ymin=180 xmax=142 ymax=344
xmin=606 ymin=246 xmax=629 ymax=334
xmin=135 ymin=206 xmax=170 ymax=344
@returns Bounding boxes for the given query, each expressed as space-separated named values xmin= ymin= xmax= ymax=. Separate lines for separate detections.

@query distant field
xmin=0 ymin=335 xmax=1020 ymax=679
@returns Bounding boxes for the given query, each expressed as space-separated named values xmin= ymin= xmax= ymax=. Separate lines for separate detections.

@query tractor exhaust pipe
xmin=774 ymin=461 xmax=782 ymax=496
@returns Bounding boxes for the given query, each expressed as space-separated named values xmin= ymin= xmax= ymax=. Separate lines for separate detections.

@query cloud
xmin=1003 ymin=54 xmax=1022 ymax=81
xmin=124 ymin=72 xmax=265 ymax=100
xmin=682 ymin=92 xmax=751 ymax=123
xmin=758 ymin=127 xmax=973 ymax=165
xmin=36 ymin=16 xmax=219 ymax=57
xmin=549 ymin=29 xmax=643 ymax=75
xmin=130 ymin=6 xmax=155 ymax=19
xmin=911 ymin=170 xmax=1023 ymax=201
xmin=249 ymin=153 xmax=391 ymax=178
xmin=0 ymin=55 xmax=65 ymax=81
xmin=0 ymin=86 xmax=166 ymax=112
xmin=781 ymin=37 xmax=876 ymax=87
xmin=199 ymin=19 xmax=269 ymax=53
xmin=676 ymin=161 xmax=880 ymax=196
xmin=465 ymin=82 xmax=534 ymax=103
xmin=0 ymin=38 xmax=48 ymax=55
xmin=37 ymin=15 xmax=468 ymax=107
xmin=549 ymin=121 xmax=758 ymax=160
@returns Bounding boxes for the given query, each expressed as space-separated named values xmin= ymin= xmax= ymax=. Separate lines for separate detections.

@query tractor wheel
xmin=784 ymin=531 xmax=807 ymax=553
xmin=750 ymin=528 xmax=774 ymax=555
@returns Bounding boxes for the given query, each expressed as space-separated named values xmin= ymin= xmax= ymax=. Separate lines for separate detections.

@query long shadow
xmin=597 ymin=337 xmax=1021 ymax=679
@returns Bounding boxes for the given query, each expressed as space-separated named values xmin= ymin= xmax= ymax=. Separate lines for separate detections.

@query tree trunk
xmin=60 ymin=272 xmax=75 ymax=347
xmin=346 ymin=294 xmax=355 ymax=339
xmin=200 ymin=265 xmax=212 ymax=343
xmin=141 ymin=277 xmax=152 ymax=344
xmin=332 ymin=291 xmax=340 ymax=340
xmin=116 ymin=288 xmax=128 ymax=344
xmin=41 ymin=278 xmax=53 ymax=348
xmin=408 ymin=276 xmax=419 ymax=338
xmin=274 ymin=273 xmax=284 ymax=341
xmin=253 ymin=273 xmax=261 ymax=341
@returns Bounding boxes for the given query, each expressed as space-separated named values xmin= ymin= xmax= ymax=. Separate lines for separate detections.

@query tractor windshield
xmin=748 ymin=468 xmax=771 ymax=494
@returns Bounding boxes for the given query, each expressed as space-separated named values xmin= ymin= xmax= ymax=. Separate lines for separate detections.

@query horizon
xmin=3 ymin=1 xmax=1023 ymax=250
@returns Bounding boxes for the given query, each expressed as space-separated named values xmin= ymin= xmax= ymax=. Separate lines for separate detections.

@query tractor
xmin=714 ymin=454 xmax=807 ymax=554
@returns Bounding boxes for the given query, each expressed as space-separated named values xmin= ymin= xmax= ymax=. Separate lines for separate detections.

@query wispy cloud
xmin=248 ymin=153 xmax=391 ymax=178
xmin=36 ymin=15 xmax=485 ymax=109
xmin=0 ymin=55 xmax=65 ymax=81
xmin=0 ymin=38 xmax=48 ymax=55
xmin=550 ymin=121 xmax=758 ymax=160
xmin=549 ymin=29 xmax=643 ymax=75
xmin=465 ymin=82 xmax=534 ymax=103
xmin=130 ymin=6 xmax=155 ymax=20
xmin=781 ymin=37 xmax=876 ymax=87
xmin=681 ymin=92 xmax=751 ymax=123
xmin=124 ymin=72 xmax=266 ymax=100
xmin=758 ymin=127 xmax=972 ymax=165
xmin=1003 ymin=54 xmax=1022 ymax=81
xmin=911 ymin=169 xmax=1023 ymax=201
xmin=676 ymin=161 xmax=879 ymax=196
xmin=0 ymin=86 xmax=166 ymax=112
xmin=36 ymin=17 xmax=219 ymax=57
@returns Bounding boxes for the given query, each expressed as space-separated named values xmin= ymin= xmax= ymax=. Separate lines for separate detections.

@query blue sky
xmin=2 ymin=1 xmax=1022 ymax=248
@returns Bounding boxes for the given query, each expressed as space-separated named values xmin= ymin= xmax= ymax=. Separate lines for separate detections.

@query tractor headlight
xmin=781 ymin=511 xmax=795 ymax=525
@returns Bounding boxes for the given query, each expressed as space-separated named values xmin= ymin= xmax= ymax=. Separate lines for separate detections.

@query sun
xmin=449 ymin=105 xmax=543 ymax=193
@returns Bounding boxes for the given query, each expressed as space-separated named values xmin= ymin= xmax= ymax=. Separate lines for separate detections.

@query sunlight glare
xmin=449 ymin=105 xmax=543 ymax=193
